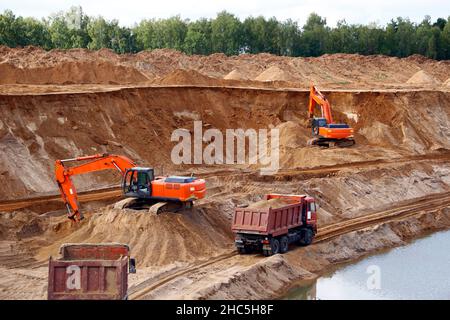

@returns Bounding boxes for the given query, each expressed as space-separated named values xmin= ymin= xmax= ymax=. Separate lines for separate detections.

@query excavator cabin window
xmin=123 ymin=168 xmax=154 ymax=197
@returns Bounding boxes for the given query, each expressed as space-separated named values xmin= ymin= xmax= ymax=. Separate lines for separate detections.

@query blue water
xmin=285 ymin=230 xmax=450 ymax=300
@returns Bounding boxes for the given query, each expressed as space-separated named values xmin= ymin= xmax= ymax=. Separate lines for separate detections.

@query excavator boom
xmin=308 ymin=85 xmax=334 ymax=124
xmin=55 ymin=153 xmax=136 ymax=221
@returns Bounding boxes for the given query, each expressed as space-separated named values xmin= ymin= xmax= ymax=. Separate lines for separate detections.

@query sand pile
xmin=179 ymin=255 xmax=314 ymax=299
xmin=223 ymin=69 xmax=248 ymax=80
xmin=0 ymin=61 xmax=149 ymax=85
xmin=406 ymin=70 xmax=439 ymax=85
xmin=0 ymin=210 xmax=46 ymax=241
xmin=255 ymin=66 xmax=291 ymax=81
xmin=156 ymin=69 xmax=220 ymax=85
xmin=247 ymin=197 xmax=295 ymax=209
xmin=444 ymin=78 xmax=450 ymax=86
xmin=37 ymin=207 xmax=232 ymax=267
xmin=1 ymin=46 xmax=449 ymax=88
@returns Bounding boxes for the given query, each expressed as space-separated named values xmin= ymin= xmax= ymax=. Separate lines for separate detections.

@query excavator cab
xmin=311 ymin=118 xmax=328 ymax=135
xmin=123 ymin=168 xmax=154 ymax=198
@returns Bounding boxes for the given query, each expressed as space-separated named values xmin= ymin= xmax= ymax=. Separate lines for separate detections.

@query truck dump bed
xmin=48 ymin=243 xmax=132 ymax=300
xmin=232 ymin=194 xmax=306 ymax=237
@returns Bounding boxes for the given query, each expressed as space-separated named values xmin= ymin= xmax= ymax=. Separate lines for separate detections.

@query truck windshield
xmin=309 ymin=202 xmax=316 ymax=212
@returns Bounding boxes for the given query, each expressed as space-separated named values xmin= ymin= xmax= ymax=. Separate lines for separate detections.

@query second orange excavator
xmin=307 ymin=85 xmax=355 ymax=147
xmin=55 ymin=153 xmax=206 ymax=221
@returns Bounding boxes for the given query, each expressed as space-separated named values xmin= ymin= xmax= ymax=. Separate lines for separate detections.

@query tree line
xmin=1 ymin=6 xmax=449 ymax=60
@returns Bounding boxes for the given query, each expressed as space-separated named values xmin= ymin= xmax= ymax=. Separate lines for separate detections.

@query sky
xmin=1 ymin=0 xmax=449 ymax=27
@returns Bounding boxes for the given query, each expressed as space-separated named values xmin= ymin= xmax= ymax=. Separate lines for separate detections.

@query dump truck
xmin=48 ymin=243 xmax=136 ymax=300
xmin=232 ymin=194 xmax=317 ymax=256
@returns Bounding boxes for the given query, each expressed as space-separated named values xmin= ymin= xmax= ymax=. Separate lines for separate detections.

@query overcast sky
xmin=1 ymin=0 xmax=449 ymax=27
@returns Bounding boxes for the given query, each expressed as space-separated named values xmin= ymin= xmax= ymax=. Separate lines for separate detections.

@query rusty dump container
xmin=48 ymin=243 xmax=135 ymax=300
xmin=232 ymin=194 xmax=311 ymax=236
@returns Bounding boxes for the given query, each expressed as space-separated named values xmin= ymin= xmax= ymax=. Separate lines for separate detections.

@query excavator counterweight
xmin=307 ymin=85 xmax=355 ymax=147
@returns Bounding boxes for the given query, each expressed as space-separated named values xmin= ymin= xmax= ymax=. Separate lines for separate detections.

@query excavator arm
xmin=308 ymin=85 xmax=334 ymax=124
xmin=55 ymin=153 xmax=136 ymax=221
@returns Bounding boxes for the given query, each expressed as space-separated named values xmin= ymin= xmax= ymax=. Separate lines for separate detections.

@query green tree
xmin=22 ymin=17 xmax=52 ymax=48
xmin=0 ymin=10 xmax=20 ymax=46
xmin=48 ymin=6 xmax=90 ymax=49
xmin=184 ymin=18 xmax=212 ymax=54
xmin=134 ymin=19 xmax=155 ymax=50
xmin=211 ymin=11 xmax=242 ymax=55
xmin=441 ymin=17 xmax=450 ymax=59
xmin=278 ymin=19 xmax=301 ymax=56
xmin=87 ymin=16 xmax=112 ymax=49
xmin=300 ymin=13 xmax=329 ymax=56
xmin=87 ymin=17 xmax=134 ymax=53
xmin=1 ymin=8 xmax=449 ymax=60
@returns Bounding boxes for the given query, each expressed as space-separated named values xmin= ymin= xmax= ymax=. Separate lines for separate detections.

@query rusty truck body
xmin=232 ymin=194 xmax=317 ymax=256
xmin=48 ymin=243 xmax=136 ymax=300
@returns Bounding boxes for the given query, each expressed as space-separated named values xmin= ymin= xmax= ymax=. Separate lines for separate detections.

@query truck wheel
xmin=237 ymin=247 xmax=247 ymax=254
xmin=270 ymin=238 xmax=280 ymax=255
xmin=280 ymin=236 xmax=289 ymax=253
xmin=298 ymin=228 xmax=313 ymax=246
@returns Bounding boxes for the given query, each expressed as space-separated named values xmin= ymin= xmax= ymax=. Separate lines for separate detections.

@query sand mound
xmin=444 ymin=78 xmax=450 ymax=86
xmin=406 ymin=70 xmax=439 ymax=85
xmin=0 ymin=211 xmax=46 ymax=241
xmin=255 ymin=66 xmax=291 ymax=82
xmin=157 ymin=69 xmax=219 ymax=85
xmin=247 ymin=198 xmax=294 ymax=209
xmin=178 ymin=255 xmax=314 ymax=299
xmin=223 ymin=69 xmax=248 ymax=80
xmin=37 ymin=207 xmax=232 ymax=267
xmin=1 ymin=46 xmax=449 ymax=89
xmin=0 ymin=61 xmax=149 ymax=85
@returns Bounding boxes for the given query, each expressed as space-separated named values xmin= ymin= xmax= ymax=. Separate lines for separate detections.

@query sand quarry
xmin=0 ymin=46 xmax=449 ymax=299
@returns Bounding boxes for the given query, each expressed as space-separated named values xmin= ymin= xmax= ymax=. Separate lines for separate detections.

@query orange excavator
xmin=55 ymin=153 xmax=206 ymax=221
xmin=307 ymin=85 xmax=355 ymax=147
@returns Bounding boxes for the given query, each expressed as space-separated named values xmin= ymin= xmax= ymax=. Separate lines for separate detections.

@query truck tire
xmin=237 ymin=247 xmax=247 ymax=254
xmin=270 ymin=238 xmax=280 ymax=255
xmin=298 ymin=228 xmax=313 ymax=246
xmin=280 ymin=236 xmax=289 ymax=253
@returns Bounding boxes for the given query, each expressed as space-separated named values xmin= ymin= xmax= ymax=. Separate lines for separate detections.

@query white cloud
xmin=0 ymin=0 xmax=448 ymax=27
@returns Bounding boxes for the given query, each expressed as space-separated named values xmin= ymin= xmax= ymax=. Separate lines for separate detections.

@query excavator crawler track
xmin=308 ymin=137 xmax=355 ymax=148
xmin=113 ymin=198 xmax=193 ymax=215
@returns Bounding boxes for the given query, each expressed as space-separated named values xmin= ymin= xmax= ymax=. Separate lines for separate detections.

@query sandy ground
xmin=0 ymin=47 xmax=449 ymax=299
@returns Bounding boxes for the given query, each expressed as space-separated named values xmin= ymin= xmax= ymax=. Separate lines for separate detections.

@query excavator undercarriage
xmin=113 ymin=197 xmax=193 ymax=215
xmin=307 ymin=137 xmax=356 ymax=148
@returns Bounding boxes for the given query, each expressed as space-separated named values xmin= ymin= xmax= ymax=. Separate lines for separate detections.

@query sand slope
xmin=406 ymin=70 xmax=439 ymax=85
xmin=1 ymin=46 xmax=449 ymax=88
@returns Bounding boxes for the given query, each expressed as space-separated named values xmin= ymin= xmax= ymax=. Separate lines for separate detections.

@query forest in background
xmin=0 ymin=6 xmax=449 ymax=59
